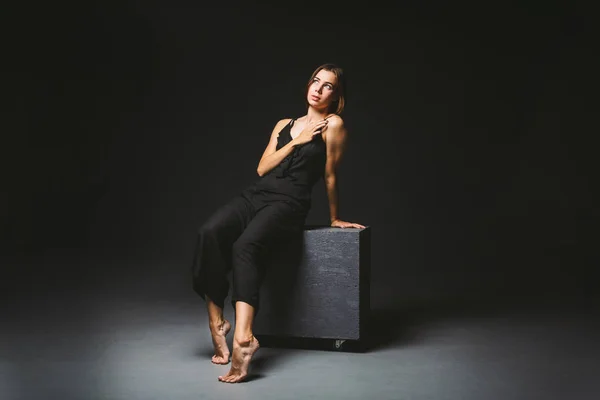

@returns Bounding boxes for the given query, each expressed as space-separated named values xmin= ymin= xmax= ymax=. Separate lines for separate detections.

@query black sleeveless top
xmin=246 ymin=118 xmax=327 ymax=212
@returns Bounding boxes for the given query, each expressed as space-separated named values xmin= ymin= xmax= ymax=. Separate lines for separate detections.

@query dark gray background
xmin=3 ymin=1 xmax=595 ymax=308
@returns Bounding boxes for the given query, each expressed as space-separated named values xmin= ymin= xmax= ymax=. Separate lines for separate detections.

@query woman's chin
xmin=308 ymin=101 xmax=328 ymax=111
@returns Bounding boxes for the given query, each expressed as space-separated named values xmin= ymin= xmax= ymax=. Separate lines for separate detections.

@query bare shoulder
xmin=325 ymin=114 xmax=345 ymax=129
xmin=276 ymin=118 xmax=293 ymax=128
xmin=273 ymin=118 xmax=292 ymax=135
xmin=324 ymin=115 xmax=347 ymax=144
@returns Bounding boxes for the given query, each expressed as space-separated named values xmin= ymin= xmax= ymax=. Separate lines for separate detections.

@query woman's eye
xmin=324 ymin=84 xmax=332 ymax=90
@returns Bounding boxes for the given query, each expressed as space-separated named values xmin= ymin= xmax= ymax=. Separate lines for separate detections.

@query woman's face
xmin=307 ymin=69 xmax=338 ymax=111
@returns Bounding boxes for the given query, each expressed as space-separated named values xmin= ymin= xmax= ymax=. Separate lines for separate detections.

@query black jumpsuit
xmin=191 ymin=118 xmax=327 ymax=311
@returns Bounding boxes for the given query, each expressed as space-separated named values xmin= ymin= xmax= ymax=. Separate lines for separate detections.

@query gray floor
xmin=2 ymin=254 xmax=599 ymax=400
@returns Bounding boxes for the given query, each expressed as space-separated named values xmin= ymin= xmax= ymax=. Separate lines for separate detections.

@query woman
xmin=192 ymin=63 xmax=365 ymax=383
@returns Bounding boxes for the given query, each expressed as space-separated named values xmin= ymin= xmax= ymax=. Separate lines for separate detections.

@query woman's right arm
xmin=256 ymin=119 xmax=297 ymax=177
xmin=256 ymin=118 xmax=328 ymax=176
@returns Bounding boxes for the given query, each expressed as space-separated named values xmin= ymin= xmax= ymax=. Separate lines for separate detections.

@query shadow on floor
xmin=365 ymin=291 xmax=598 ymax=352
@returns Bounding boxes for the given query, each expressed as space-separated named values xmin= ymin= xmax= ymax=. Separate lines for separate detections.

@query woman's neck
xmin=304 ymin=107 xmax=329 ymax=123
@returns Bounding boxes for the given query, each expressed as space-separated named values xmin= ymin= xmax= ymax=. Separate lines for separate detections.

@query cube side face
xmin=254 ymin=227 xmax=370 ymax=341
xmin=359 ymin=227 xmax=372 ymax=339
xmin=299 ymin=228 xmax=361 ymax=339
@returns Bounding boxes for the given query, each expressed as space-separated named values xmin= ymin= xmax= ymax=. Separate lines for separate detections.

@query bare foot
xmin=209 ymin=320 xmax=231 ymax=364
xmin=218 ymin=336 xmax=260 ymax=383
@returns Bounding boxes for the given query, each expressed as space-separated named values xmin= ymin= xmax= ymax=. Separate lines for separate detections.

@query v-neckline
xmin=288 ymin=118 xmax=298 ymax=140
xmin=289 ymin=115 xmax=332 ymax=141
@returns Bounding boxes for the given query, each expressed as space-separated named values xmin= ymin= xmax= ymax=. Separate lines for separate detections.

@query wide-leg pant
xmin=191 ymin=189 xmax=306 ymax=312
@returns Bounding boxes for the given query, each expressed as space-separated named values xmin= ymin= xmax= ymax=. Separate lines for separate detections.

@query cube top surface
xmin=304 ymin=225 xmax=370 ymax=232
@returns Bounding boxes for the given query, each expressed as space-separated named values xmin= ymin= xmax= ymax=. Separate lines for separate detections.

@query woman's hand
xmin=331 ymin=219 xmax=366 ymax=229
xmin=293 ymin=119 xmax=328 ymax=146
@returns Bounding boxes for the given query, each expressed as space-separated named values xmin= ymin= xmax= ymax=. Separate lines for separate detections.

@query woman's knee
xmin=197 ymin=217 xmax=224 ymax=237
xmin=232 ymin=237 xmax=250 ymax=255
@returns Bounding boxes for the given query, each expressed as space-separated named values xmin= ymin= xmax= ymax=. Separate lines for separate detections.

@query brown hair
xmin=305 ymin=63 xmax=346 ymax=115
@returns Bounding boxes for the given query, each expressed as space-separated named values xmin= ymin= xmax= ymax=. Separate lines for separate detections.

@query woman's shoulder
xmin=274 ymin=118 xmax=293 ymax=128
xmin=325 ymin=114 xmax=344 ymax=128
xmin=270 ymin=118 xmax=294 ymax=137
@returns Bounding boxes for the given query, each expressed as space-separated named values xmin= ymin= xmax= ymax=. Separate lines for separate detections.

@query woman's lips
xmin=311 ymin=95 xmax=320 ymax=101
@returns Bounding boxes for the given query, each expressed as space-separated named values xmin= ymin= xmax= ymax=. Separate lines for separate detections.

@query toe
xmin=212 ymin=355 xmax=229 ymax=364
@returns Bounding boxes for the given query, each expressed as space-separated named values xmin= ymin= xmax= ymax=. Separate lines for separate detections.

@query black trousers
xmin=192 ymin=190 xmax=306 ymax=312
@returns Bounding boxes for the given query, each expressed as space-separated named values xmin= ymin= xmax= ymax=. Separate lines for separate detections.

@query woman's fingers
xmin=336 ymin=222 xmax=366 ymax=229
xmin=313 ymin=120 xmax=328 ymax=131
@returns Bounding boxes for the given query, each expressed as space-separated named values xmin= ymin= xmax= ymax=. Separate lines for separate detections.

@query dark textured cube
xmin=254 ymin=226 xmax=371 ymax=345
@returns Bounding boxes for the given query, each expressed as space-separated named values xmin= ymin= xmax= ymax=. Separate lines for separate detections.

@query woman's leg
xmin=191 ymin=194 xmax=255 ymax=364
xmin=205 ymin=295 xmax=231 ymax=364
xmin=218 ymin=301 xmax=260 ymax=383
xmin=218 ymin=201 xmax=304 ymax=382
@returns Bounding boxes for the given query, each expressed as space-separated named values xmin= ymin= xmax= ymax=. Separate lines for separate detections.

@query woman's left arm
xmin=324 ymin=117 xmax=366 ymax=229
